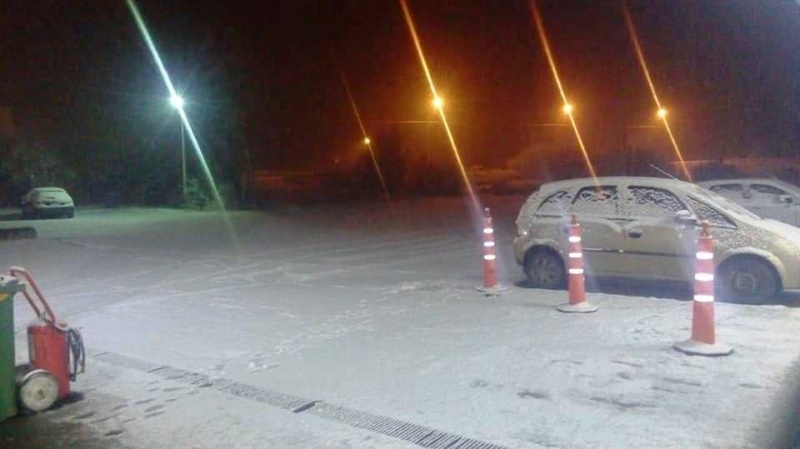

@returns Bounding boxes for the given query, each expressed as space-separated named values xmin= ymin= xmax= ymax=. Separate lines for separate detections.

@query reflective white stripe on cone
xmin=674 ymin=221 xmax=731 ymax=356
xmin=476 ymin=207 xmax=507 ymax=296
xmin=557 ymin=214 xmax=598 ymax=313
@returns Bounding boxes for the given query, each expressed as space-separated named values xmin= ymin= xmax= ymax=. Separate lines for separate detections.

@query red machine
xmin=10 ymin=267 xmax=84 ymax=411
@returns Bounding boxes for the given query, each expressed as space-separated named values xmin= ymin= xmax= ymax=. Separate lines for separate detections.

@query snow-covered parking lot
xmin=1 ymin=197 xmax=799 ymax=449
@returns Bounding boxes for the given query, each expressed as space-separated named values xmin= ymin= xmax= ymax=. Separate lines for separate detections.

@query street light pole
xmin=181 ymin=119 xmax=186 ymax=200
xmin=169 ymin=93 xmax=186 ymax=202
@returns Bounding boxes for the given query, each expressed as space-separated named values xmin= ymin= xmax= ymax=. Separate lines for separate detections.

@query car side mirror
xmin=675 ymin=210 xmax=698 ymax=226
xmin=779 ymin=194 xmax=794 ymax=205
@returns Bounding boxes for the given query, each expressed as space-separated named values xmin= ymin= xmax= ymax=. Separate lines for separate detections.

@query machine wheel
xmin=717 ymin=257 xmax=779 ymax=303
xmin=18 ymin=369 xmax=60 ymax=412
xmin=524 ymin=248 xmax=566 ymax=289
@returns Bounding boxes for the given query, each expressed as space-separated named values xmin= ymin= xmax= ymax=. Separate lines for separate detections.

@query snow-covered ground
xmin=1 ymin=197 xmax=799 ymax=449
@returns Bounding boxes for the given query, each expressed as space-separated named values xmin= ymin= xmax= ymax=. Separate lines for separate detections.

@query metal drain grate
xmin=310 ymin=402 xmax=506 ymax=449
xmin=92 ymin=351 xmax=508 ymax=449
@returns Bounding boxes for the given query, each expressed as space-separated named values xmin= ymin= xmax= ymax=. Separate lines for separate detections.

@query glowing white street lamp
xmin=562 ymin=103 xmax=574 ymax=115
xmin=169 ymin=94 xmax=186 ymax=200
xmin=657 ymin=107 xmax=668 ymax=119
xmin=169 ymin=94 xmax=185 ymax=110
xmin=432 ymin=96 xmax=444 ymax=110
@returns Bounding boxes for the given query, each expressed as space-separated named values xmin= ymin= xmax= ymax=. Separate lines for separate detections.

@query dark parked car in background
xmin=20 ymin=187 xmax=75 ymax=219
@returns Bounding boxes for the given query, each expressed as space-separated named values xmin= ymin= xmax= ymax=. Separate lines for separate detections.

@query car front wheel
xmin=716 ymin=257 xmax=779 ymax=303
xmin=524 ymin=249 xmax=566 ymax=289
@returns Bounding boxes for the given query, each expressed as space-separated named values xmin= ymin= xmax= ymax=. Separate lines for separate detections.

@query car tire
xmin=524 ymin=248 xmax=566 ymax=289
xmin=717 ymin=257 xmax=779 ymax=303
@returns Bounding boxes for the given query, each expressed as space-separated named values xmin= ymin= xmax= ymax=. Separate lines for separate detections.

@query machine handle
xmin=9 ymin=267 xmax=60 ymax=325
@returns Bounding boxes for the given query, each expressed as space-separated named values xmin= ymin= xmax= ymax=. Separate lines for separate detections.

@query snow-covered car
xmin=514 ymin=176 xmax=800 ymax=302
xmin=697 ymin=178 xmax=800 ymax=228
xmin=21 ymin=187 xmax=75 ymax=219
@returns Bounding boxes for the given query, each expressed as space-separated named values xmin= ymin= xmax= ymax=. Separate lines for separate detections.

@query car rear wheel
xmin=717 ymin=257 xmax=779 ymax=303
xmin=524 ymin=249 xmax=566 ymax=289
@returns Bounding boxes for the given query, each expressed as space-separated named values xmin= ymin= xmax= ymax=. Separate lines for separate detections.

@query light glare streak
xmin=530 ymin=0 xmax=597 ymax=180
xmin=335 ymin=64 xmax=393 ymax=211
xmin=622 ymin=1 xmax=692 ymax=181
xmin=126 ymin=0 xmax=241 ymax=254
xmin=399 ymin=0 xmax=478 ymax=209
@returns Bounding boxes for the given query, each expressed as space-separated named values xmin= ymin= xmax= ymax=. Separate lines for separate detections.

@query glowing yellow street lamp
xmin=363 ymin=137 xmax=371 ymax=146
xmin=432 ymin=96 xmax=444 ymax=110
xmin=562 ymin=103 xmax=574 ymax=115
xmin=657 ymin=108 xmax=668 ymax=119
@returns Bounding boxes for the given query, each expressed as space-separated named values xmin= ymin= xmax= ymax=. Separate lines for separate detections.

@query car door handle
xmin=627 ymin=229 xmax=643 ymax=239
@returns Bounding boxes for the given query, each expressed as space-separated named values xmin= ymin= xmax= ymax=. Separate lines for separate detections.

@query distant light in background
xmin=432 ymin=96 xmax=444 ymax=110
xmin=399 ymin=0 xmax=478 ymax=211
xmin=332 ymin=56 xmax=393 ymax=211
xmin=530 ymin=0 xmax=597 ymax=180
xmin=125 ymin=0 xmax=241 ymax=254
xmin=622 ymin=1 xmax=692 ymax=181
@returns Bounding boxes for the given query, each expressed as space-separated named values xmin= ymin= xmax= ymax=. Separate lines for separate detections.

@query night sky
xmin=2 ymin=0 xmax=799 ymax=173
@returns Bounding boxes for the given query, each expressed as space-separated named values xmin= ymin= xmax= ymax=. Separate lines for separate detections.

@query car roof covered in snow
xmin=538 ymin=176 xmax=698 ymax=194
xmin=697 ymin=178 xmax=800 ymax=192
xmin=32 ymin=187 xmax=68 ymax=192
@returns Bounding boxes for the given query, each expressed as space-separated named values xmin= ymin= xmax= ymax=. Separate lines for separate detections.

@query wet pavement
xmin=0 ymin=394 xmax=133 ymax=449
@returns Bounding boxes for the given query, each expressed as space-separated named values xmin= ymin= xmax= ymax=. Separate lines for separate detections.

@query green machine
xmin=0 ymin=275 xmax=23 ymax=421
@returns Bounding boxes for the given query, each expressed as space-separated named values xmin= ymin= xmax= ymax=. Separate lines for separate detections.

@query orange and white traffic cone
xmin=476 ymin=208 xmax=506 ymax=295
xmin=674 ymin=222 xmax=732 ymax=356
xmin=557 ymin=215 xmax=598 ymax=313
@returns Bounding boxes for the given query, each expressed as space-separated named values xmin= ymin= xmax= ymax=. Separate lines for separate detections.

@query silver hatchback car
xmin=514 ymin=176 xmax=800 ymax=302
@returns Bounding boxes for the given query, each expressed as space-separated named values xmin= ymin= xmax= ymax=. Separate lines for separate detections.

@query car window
xmin=750 ymin=183 xmax=788 ymax=203
xmin=686 ymin=196 xmax=737 ymax=229
xmin=708 ymin=183 xmax=744 ymax=197
xmin=536 ymin=190 xmax=572 ymax=215
xmin=571 ymin=185 xmax=618 ymax=215
xmin=751 ymin=184 xmax=786 ymax=195
xmin=627 ymin=186 xmax=686 ymax=218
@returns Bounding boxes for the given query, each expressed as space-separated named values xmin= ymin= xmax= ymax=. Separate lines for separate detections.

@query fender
xmin=515 ymin=237 xmax=563 ymax=265
xmin=717 ymin=247 xmax=786 ymax=286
